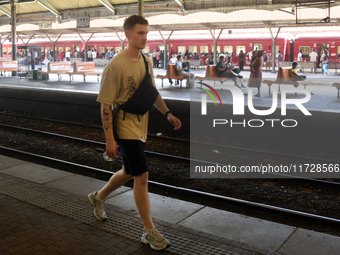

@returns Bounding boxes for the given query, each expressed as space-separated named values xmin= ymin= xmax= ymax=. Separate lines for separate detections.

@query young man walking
xmin=88 ymin=15 xmax=181 ymax=251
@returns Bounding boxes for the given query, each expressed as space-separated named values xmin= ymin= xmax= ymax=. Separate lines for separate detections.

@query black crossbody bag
xmin=112 ymin=54 xmax=159 ymax=138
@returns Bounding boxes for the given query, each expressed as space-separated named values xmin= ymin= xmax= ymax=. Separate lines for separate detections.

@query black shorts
xmin=116 ymin=139 xmax=148 ymax=176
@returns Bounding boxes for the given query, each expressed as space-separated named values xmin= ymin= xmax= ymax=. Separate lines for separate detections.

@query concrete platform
xmin=1 ymin=154 xmax=340 ymax=255
xmin=0 ymin=66 xmax=339 ymax=114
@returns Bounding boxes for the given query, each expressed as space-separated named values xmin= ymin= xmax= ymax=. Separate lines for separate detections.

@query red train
xmin=2 ymin=32 xmax=340 ymax=67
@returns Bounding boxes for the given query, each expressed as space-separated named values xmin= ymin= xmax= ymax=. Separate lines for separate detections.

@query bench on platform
xmin=279 ymin=61 xmax=316 ymax=73
xmin=0 ymin=61 xmax=18 ymax=77
xmin=156 ymin=65 xmax=170 ymax=87
xmin=185 ymin=59 xmax=201 ymax=70
xmin=156 ymin=64 xmax=186 ymax=88
xmin=263 ymin=67 xmax=311 ymax=94
xmin=332 ymin=83 xmax=340 ymax=98
xmin=328 ymin=62 xmax=340 ymax=75
xmin=68 ymin=62 xmax=102 ymax=82
xmin=41 ymin=62 xmax=72 ymax=81
xmin=195 ymin=65 xmax=234 ymax=87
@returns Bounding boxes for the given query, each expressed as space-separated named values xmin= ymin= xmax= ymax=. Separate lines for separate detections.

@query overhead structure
xmin=293 ymin=0 xmax=332 ymax=24
xmin=98 ymin=0 xmax=115 ymax=14
xmin=36 ymin=0 xmax=60 ymax=17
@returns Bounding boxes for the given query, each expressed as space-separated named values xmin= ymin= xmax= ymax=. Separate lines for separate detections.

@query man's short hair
xmin=219 ymin=55 xmax=224 ymax=60
xmin=177 ymin=55 xmax=182 ymax=60
xmin=123 ymin=15 xmax=148 ymax=32
xmin=292 ymin=62 xmax=298 ymax=67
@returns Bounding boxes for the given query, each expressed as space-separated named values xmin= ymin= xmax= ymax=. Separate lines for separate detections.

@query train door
xmin=317 ymin=43 xmax=329 ymax=67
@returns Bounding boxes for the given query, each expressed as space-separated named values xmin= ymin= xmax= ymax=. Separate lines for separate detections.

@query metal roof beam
xmin=0 ymin=5 xmax=10 ymax=17
xmin=98 ymin=0 xmax=115 ymax=14
xmin=36 ymin=0 xmax=60 ymax=17
xmin=174 ymin=0 xmax=184 ymax=8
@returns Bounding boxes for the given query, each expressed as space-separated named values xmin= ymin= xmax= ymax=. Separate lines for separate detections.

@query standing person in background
xmin=309 ymin=48 xmax=318 ymax=73
xmin=265 ymin=50 xmax=271 ymax=72
xmin=58 ymin=50 xmax=63 ymax=62
xmin=276 ymin=50 xmax=282 ymax=69
xmin=160 ymin=50 xmax=164 ymax=68
xmin=65 ymin=50 xmax=71 ymax=61
xmin=238 ymin=50 xmax=244 ymax=71
xmin=248 ymin=51 xmax=263 ymax=97
xmin=321 ymin=52 xmax=330 ymax=76
xmin=92 ymin=49 xmax=97 ymax=60
xmin=87 ymin=48 xmax=92 ymax=61
xmin=297 ymin=50 xmax=303 ymax=72
xmin=88 ymin=15 xmax=181 ymax=251
xmin=298 ymin=50 xmax=303 ymax=62
xmin=156 ymin=50 xmax=160 ymax=68
xmin=110 ymin=49 xmax=115 ymax=59
xmin=248 ymin=50 xmax=253 ymax=64
xmin=152 ymin=50 xmax=156 ymax=68
xmin=105 ymin=49 xmax=110 ymax=63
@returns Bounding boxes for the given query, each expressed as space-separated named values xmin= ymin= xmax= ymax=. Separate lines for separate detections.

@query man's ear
xmin=125 ymin=30 xmax=130 ymax=40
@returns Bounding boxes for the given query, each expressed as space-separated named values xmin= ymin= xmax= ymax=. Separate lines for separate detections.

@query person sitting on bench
xmin=216 ymin=55 xmax=245 ymax=88
xmin=290 ymin=62 xmax=306 ymax=81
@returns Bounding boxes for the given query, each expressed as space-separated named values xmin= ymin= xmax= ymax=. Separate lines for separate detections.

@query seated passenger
xmin=225 ymin=57 xmax=240 ymax=74
xmin=216 ymin=56 xmax=245 ymax=88
xmin=290 ymin=62 xmax=306 ymax=81
xmin=169 ymin=54 xmax=178 ymax=85
xmin=175 ymin=55 xmax=194 ymax=88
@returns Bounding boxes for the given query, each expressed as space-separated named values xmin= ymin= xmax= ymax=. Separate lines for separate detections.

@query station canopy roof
xmin=0 ymin=0 xmax=339 ymax=37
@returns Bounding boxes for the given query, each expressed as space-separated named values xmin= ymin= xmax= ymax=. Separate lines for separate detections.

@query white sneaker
xmin=88 ymin=191 xmax=107 ymax=221
xmin=141 ymin=228 xmax=170 ymax=250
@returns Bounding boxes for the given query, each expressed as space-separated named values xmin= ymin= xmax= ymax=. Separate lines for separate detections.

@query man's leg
xmin=97 ymin=167 xmax=132 ymax=200
xmin=133 ymin=172 xmax=154 ymax=231
xmin=88 ymin=167 xmax=132 ymax=221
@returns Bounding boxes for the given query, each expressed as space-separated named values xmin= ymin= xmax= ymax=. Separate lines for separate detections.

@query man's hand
xmin=106 ymin=139 xmax=119 ymax=158
xmin=167 ymin=114 xmax=182 ymax=130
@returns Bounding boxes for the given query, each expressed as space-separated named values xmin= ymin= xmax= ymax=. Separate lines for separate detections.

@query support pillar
xmin=158 ymin=30 xmax=173 ymax=70
xmin=10 ymin=0 xmax=17 ymax=76
xmin=45 ymin=34 xmax=62 ymax=62
xmin=115 ymin=31 xmax=126 ymax=52
xmin=209 ymin=28 xmax=223 ymax=65
xmin=78 ymin=33 xmax=94 ymax=62
xmin=138 ymin=0 xmax=144 ymax=16
xmin=269 ymin=27 xmax=281 ymax=73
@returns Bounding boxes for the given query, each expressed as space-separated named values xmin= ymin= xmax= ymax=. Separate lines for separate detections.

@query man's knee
xmin=134 ymin=172 xmax=148 ymax=186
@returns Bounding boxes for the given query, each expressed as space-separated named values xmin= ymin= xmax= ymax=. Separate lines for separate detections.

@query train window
xmin=178 ymin=46 xmax=186 ymax=55
xmin=98 ymin=47 xmax=105 ymax=57
xmin=8 ymin=47 xmax=12 ymax=55
xmin=189 ymin=46 xmax=197 ymax=55
xmin=211 ymin=46 xmax=221 ymax=54
xmin=58 ymin=47 xmax=64 ymax=53
xmin=200 ymin=46 xmax=209 ymax=55
xmin=337 ymin=46 xmax=340 ymax=59
xmin=3 ymin=47 xmax=6 ymax=55
xmin=143 ymin=46 xmax=150 ymax=54
xmin=65 ymin=47 xmax=71 ymax=54
xmin=299 ymin=46 xmax=310 ymax=59
xmin=253 ymin=44 xmax=263 ymax=51
xmin=107 ymin=46 xmax=113 ymax=53
xmin=75 ymin=45 xmax=80 ymax=53
xmin=223 ymin=46 xmax=233 ymax=56
xmin=115 ymin=47 xmax=122 ymax=53
xmin=236 ymin=46 xmax=246 ymax=57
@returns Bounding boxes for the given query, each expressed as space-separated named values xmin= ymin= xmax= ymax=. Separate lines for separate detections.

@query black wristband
xmin=164 ymin=110 xmax=172 ymax=118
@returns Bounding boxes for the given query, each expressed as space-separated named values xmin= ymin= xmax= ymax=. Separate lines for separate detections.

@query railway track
xmin=1 ymin=112 xmax=339 ymax=167
xmin=0 ymin=122 xmax=339 ymax=187
xmin=1 ymin=145 xmax=339 ymax=228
